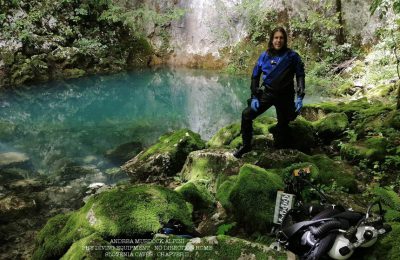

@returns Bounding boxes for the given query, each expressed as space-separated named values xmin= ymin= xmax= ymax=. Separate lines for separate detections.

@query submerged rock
xmin=0 ymin=152 xmax=31 ymax=170
xmin=121 ymin=129 xmax=205 ymax=182
xmin=105 ymin=141 xmax=143 ymax=165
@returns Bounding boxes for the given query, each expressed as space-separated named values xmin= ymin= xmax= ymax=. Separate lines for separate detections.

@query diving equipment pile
xmin=273 ymin=168 xmax=392 ymax=260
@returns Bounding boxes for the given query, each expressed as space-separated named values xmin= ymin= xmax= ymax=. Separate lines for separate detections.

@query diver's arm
xmin=250 ymin=52 xmax=265 ymax=98
xmin=296 ymin=75 xmax=305 ymax=99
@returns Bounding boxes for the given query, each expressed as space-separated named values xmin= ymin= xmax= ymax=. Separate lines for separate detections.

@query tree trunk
xmin=397 ymin=81 xmax=400 ymax=109
xmin=336 ymin=0 xmax=345 ymax=44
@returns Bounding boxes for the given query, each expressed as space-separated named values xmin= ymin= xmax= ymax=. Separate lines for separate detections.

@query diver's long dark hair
xmin=267 ymin=27 xmax=288 ymax=56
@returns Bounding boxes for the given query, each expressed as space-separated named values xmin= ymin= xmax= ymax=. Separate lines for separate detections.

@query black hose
xmin=310 ymin=220 xmax=342 ymax=238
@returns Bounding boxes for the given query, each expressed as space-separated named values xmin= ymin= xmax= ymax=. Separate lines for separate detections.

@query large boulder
xmin=0 ymin=195 xmax=37 ymax=223
xmin=313 ymin=112 xmax=349 ymax=143
xmin=139 ymin=235 xmax=287 ymax=259
xmin=219 ymin=164 xmax=284 ymax=234
xmin=180 ymin=149 xmax=241 ymax=193
xmin=269 ymin=118 xmax=316 ymax=152
xmin=340 ymin=136 xmax=389 ymax=163
xmin=0 ymin=152 xmax=31 ymax=170
xmin=207 ymin=122 xmax=240 ymax=148
xmin=175 ymin=181 xmax=215 ymax=212
xmin=33 ymin=184 xmax=193 ymax=260
xmin=122 ymin=129 xmax=205 ymax=182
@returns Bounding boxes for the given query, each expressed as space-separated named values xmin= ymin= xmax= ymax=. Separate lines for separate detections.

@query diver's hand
xmin=251 ymin=98 xmax=260 ymax=112
xmin=295 ymin=97 xmax=303 ymax=113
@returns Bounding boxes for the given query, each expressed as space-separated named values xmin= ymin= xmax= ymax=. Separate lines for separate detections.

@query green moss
xmin=33 ymin=213 xmax=76 ymax=260
xmin=313 ymin=112 xmax=349 ymax=142
xmin=60 ymin=233 xmax=122 ymax=260
xmin=139 ymin=129 xmax=205 ymax=161
xmin=334 ymin=81 xmax=354 ymax=96
xmin=141 ymin=235 xmax=285 ymax=259
xmin=180 ymin=150 xmax=240 ymax=194
xmin=269 ymin=117 xmax=315 ymax=151
xmin=216 ymin=175 xmax=238 ymax=211
xmin=229 ymin=135 xmax=242 ymax=149
xmin=228 ymin=164 xmax=284 ymax=234
xmin=175 ymin=181 xmax=215 ymax=211
xmin=307 ymin=154 xmax=357 ymax=192
xmin=62 ymin=68 xmax=86 ymax=79
xmin=207 ymin=122 xmax=240 ymax=148
xmin=341 ymin=137 xmax=389 ymax=163
xmin=181 ymin=157 xmax=213 ymax=182
xmin=33 ymin=185 xmax=193 ymax=259
xmin=385 ymin=110 xmax=400 ymax=130
xmin=253 ymin=115 xmax=276 ymax=135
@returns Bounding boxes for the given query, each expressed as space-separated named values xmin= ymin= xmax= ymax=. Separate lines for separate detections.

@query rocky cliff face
xmin=152 ymin=0 xmax=387 ymax=66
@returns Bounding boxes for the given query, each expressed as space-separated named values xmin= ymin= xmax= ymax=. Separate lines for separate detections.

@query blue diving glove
xmin=251 ymin=98 xmax=260 ymax=112
xmin=295 ymin=97 xmax=303 ymax=113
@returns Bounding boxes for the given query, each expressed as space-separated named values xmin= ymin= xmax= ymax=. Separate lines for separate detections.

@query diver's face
xmin=272 ymin=31 xmax=285 ymax=50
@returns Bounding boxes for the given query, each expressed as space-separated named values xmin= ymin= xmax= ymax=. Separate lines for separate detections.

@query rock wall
xmin=160 ymin=0 xmax=388 ymax=66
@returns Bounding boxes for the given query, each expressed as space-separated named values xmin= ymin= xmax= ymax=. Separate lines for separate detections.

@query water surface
xmin=0 ymin=68 xmax=323 ymax=173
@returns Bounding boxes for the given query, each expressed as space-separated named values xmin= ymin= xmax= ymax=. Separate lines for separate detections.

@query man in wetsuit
xmin=233 ymin=27 xmax=305 ymax=158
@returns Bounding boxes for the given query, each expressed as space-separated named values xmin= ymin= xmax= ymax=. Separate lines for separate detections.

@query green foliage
xmin=99 ymin=4 xmax=185 ymax=38
xmin=239 ymin=0 xmax=279 ymax=43
xmin=217 ymin=222 xmax=237 ymax=235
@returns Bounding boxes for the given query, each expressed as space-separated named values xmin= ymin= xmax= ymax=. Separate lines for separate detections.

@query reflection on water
xmin=0 ymin=68 xmax=248 ymax=172
xmin=0 ymin=67 xmax=322 ymax=172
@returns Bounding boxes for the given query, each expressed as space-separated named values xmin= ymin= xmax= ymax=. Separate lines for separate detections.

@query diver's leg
xmin=234 ymin=94 xmax=273 ymax=158
xmin=274 ymin=93 xmax=295 ymax=148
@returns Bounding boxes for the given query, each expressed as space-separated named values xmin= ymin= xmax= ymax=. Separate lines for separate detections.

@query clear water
xmin=0 ymin=67 xmax=324 ymax=173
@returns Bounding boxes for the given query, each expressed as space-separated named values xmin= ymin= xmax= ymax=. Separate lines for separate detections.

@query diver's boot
xmin=233 ymin=145 xmax=252 ymax=158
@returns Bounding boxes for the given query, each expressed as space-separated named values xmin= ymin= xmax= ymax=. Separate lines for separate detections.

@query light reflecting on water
xmin=0 ymin=67 xmax=322 ymax=172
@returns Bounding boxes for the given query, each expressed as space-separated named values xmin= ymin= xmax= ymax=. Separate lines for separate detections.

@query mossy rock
xmin=122 ymin=129 xmax=205 ymax=182
xmin=282 ymin=154 xmax=357 ymax=192
xmin=140 ymin=234 xmax=286 ymax=259
xmin=60 ymin=233 xmax=123 ymax=260
xmin=340 ymin=137 xmax=389 ymax=163
xmin=307 ymin=154 xmax=357 ymax=192
xmin=207 ymin=116 xmax=275 ymax=149
xmin=216 ymin=175 xmax=238 ymax=212
xmin=352 ymin=105 xmax=394 ymax=137
xmin=180 ymin=149 xmax=241 ymax=194
xmin=175 ymin=180 xmax=215 ymax=211
xmin=62 ymin=68 xmax=86 ymax=79
xmin=269 ymin=118 xmax=316 ymax=152
xmin=253 ymin=115 xmax=277 ymax=136
xmin=256 ymin=149 xmax=309 ymax=169
xmin=303 ymin=98 xmax=371 ymax=121
xmin=227 ymin=164 xmax=284 ymax=234
xmin=207 ymin=122 xmax=240 ymax=148
xmin=33 ymin=184 xmax=193 ymax=260
xmin=313 ymin=112 xmax=349 ymax=143
xmin=385 ymin=110 xmax=400 ymax=130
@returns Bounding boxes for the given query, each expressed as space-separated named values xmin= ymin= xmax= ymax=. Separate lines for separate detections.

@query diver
xmin=233 ymin=27 xmax=306 ymax=158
